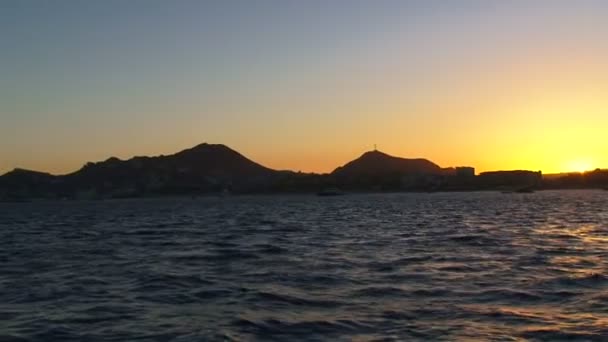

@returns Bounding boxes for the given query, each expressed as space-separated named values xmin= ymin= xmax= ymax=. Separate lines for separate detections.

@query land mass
xmin=1 ymin=143 xmax=606 ymax=201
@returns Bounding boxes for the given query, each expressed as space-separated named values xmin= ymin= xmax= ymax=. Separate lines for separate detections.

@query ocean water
xmin=1 ymin=191 xmax=608 ymax=341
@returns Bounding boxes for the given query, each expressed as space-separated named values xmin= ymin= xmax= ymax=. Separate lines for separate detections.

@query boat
xmin=514 ymin=186 xmax=535 ymax=193
xmin=501 ymin=185 xmax=536 ymax=194
xmin=317 ymin=188 xmax=344 ymax=196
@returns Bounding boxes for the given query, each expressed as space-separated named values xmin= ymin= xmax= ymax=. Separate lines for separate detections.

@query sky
xmin=2 ymin=0 xmax=608 ymax=175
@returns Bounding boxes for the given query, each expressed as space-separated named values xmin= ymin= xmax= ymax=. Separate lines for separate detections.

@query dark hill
xmin=1 ymin=168 xmax=56 ymax=180
xmin=0 ymin=143 xmax=282 ymax=199
xmin=332 ymin=150 xmax=441 ymax=178
xmin=64 ymin=143 xmax=280 ymax=196
xmin=0 ymin=169 xmax=57 ymax=188
xmin=329 ymin=150 xmax=442 ymax=190
xmin=0 ymin=169 xmax=59 ymax=200
xmin=0 ymin=145 xmax=451 ymax=200
xmin=167 ymin=143 xmax=276 ymax=179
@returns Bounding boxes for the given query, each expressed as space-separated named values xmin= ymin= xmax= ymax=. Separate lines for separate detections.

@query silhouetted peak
xmin=191 ymin=142 xmax=230 ymax=150
xmin=359 ymin=150 xmax=391 ymax=159
xmin=332 ymin=149 xmax=442 ymax=176
xmin=2 ymin=168 xmax=50 ymax=177
xmin=163 ymin=142 xmax=277 ymax=176
xmin=180 ymin=143 xmax=237 ymax=156
xmin=5 ymin=168 xmax=30 ymax=175
xmin=356 ymin=149 xmax=432 ymax=164
xmin=105 ymin=157 xmax=122 ymax=163
xmin=1 ymin=168 xmax=54 ymax=180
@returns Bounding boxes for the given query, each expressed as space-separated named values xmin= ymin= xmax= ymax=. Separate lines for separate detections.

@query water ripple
xmin=1 ymin=191 xmax=608 ymax=341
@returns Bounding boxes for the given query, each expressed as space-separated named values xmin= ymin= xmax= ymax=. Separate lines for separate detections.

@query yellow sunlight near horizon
xmin=565 ymin=159 xmax=595 ymax=174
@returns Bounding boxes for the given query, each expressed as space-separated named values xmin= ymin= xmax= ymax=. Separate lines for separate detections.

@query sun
xmin=566 ymin=160 xmax=594 ymax=173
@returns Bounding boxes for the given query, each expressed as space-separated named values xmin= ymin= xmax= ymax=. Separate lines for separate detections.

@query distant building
xmin=478 ymin=170 xmax=542 ymax=188
xmin=455 ymin=167 xmax=475 ymax=177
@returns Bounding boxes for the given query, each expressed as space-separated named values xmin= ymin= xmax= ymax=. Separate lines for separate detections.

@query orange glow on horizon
xmin=564 ymin=159 xmax=595 ymax=174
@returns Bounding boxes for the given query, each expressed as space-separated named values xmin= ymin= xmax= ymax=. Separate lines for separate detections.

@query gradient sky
xmin=2 ymin=0 xmax=608 ymax=175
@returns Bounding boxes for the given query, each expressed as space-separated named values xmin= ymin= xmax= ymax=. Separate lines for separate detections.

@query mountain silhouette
xmin=0 ymin=143 xmax=282 ymax=199
xmin=332 ymin=150 xmax=441 ymax=178
xmin=0 ymin=169 xmax=58 ymax=201
xmin=0 ymin=168 xmax=55 ymax=180
xmin=0 ymin=168 xmax=55 ymax=188
xmin=68 ymin=143 xmax=276 ymax=184
xmin=2 ymin=143 xmax=565 ymax=200
xmin=168 ymin=143 xmax=276 ymax=178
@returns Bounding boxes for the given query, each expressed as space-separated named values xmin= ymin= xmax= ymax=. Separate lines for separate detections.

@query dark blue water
xmin=1 ymin=191 xmax=608 ymax=341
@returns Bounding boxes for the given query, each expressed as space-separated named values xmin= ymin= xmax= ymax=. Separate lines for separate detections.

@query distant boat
xmin=501 ymin=185 xmax=536 ymax=194
xmin=514 ymin=186 xmax=535 ymax=193
xmin=317 ymin=188 xmax=344 ymax=196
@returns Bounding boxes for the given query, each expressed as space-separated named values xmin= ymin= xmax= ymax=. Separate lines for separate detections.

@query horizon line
xmin=2 ymin=142 xmax=603 ymax=178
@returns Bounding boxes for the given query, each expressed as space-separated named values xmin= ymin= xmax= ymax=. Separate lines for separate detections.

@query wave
xmin=520 ymin=328 xmax=608 ymax=341
xmin=537 ymin=273 xmax=608 ymax=289
xmin=474 ymin=288 xmax=543 ymax=303
xmin=3 ymin=191 xmax=608 ymax=341
xmin=232 ymin=318 xmax=372 ymax=338
xmin=252 ymin=291 xmax=344 ymax=308
xmin=350 ymin=286 xmax=410 ymax=297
